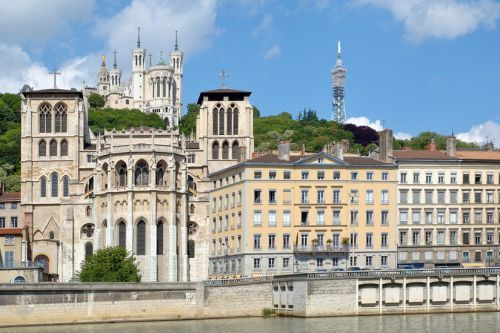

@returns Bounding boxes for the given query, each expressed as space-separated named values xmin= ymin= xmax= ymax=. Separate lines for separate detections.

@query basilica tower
xmin=109 ymin=51 xmax=122 ymax=93
xmin=97 ymin=56 xmax=110 ymax=93
xmin=169 ymin=31 xmax=183 ymax=118
xmin=132 ymin=27 xmax=146 ymax=109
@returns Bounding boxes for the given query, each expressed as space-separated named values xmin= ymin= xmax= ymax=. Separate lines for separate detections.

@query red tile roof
xmin=392 ymin=150 xmax=456 ymax=160
xmin=0 ymin=192 xmax=21 ymax=203
xmin=0 ymin=228 xmax=23 ymax=236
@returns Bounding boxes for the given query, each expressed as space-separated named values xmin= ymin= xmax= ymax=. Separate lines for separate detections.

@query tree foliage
xmin=88 ymin=93 xmax=105 ymax=108
xmin=179 ymin=103 xmax=199 ymax=136
xmin=393 ymin=131 xmax=477 ymax=150
xmin=88 ymin=107 xmax=165 ymax=134
xmin=78 ymin=246 xmax=141 ymax=282
xmin=0 ymin=93 xmax=21 ymax=191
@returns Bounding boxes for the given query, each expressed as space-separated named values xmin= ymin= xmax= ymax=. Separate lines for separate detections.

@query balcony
xmin=294 ymin=245 xmax=349 ymax=254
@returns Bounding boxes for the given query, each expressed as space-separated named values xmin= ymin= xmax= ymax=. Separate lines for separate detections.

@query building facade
xmin=207 ymin=142 xmax=398 ymax=278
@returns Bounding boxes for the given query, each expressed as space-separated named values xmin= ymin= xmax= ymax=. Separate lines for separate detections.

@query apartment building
xmin=391 ymin=135 xmax=500 ymax=267
xmin=207 ymin=142 xmax=398 ymax=278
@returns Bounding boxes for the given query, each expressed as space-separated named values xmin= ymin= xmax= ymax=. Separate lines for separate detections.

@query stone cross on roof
xmin=49 ymin=66 xmax=61 ymax=89
xmin=217 ymin=69 xmax=229 ymax=89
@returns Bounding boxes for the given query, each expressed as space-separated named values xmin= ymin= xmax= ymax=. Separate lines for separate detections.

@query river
xmin=3 ymin=313 xmax=500 ymax=333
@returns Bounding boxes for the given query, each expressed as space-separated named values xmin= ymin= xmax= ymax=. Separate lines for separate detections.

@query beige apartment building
xmin=390 ymin=134 xmax=500 ymax=268
xmin=207 ymin=142 xmax=398 ymax=278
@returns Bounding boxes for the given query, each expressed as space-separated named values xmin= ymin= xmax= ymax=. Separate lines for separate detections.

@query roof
xmin=0 ymin=228 xmax=23 ymax=236
xmin=392 ymin=150 xmax=456 ymax=160
xmin=22 ymin=88 xmax=83 ymax=98
xmin=197 ymin=88 xmax=251 ymax=104
xmin=455 ymin=150 xmax=500 ymax=160
xmin=0 ymin=192 xmax=20 ymax=203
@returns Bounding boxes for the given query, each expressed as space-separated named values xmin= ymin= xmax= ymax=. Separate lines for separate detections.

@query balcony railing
xmin=294 ymin=245 xmax=349 ymax=253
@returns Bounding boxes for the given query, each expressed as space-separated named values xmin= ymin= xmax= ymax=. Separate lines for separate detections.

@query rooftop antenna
xmin=332 ymin=40 xmax=347 ymax=123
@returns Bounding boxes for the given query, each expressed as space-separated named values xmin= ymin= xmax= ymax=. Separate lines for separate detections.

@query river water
xmin=3 ymin=313 xmax=500 ymax=333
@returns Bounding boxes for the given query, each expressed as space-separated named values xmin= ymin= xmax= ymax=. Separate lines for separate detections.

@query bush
xmin=78 ymin=246 xmax=141 ymax=282
xmin=262 ymin=308 xmax=276 ymax=316
xmin=88 ymin=93 xmax=105 ymax=108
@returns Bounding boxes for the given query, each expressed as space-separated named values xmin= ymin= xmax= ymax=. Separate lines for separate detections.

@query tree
xmin=78 ymin=246 xmax=141 ymax=282
xmin=88 ymin=93 xmax=105 ymax=108
xmin=179 ymin=103 xmax=199 ymax=136
xmin=253 ymin=106 xmax=260 ymax=118
xmin=88 ymin=107 xmax=165 ymax=134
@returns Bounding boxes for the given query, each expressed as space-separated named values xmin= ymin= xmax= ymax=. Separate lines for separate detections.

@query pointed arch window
xmin=219 ymin=108 xmax=225 ymax=135
xmin=227 ymin=106 xmax=233 ymax=135
xmin=162 ymin=77 xmax=167 ymax=97
xmin=116 ymin=161 xmax=127 ymax=187
xmin=39 ymin=103 xmax=51 ymax=133
xmin=39 ymin=140 xmax=46 ymax=157
xmin=54 ymin=103 xmax=67 ymax=133
xmin=118 ymin=221 xmax=126 ymax=248
xmin=212 ymin=107 xmax=219 ymax=135
xmin=137 ymin=220 xmax=146 ymax=255
xmin=232 ymin=141 xmax=239 ymax=160
xmin=51 ymin=172 xmax=58 ymax=197
xmin=60 ymin=140 xmax=68 ymax=156
xmin=222 ymin=141 xmax=229 ymax=160
xmin=135 ymin=160 xmax=149 ymax=186
xmin=156 ymin=77 xmax=160 ymax=98
xmin=233 ymin=107 xmax=239 ymax=135
xmin=85 ymin=242 xmax=93 ymax=259
xmin=40 ymin=176 xmax=47 ymax=197
xmin=63 ymin=176 xmax=69 ymax=197
xmin=49 ymin=140 xmax=57 ymax=156
xmin=212 ymin=141 xmax=219 ymax=160
xmin=157 ymin=220 xmax=164 ymax=255
xmin=156 ymin=166 xmax=164 ymax=186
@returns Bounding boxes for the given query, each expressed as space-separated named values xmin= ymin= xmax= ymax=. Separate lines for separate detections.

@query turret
xmin=109 ymin=50 xmax=122 ymax=93
xmin=169 ymin=30 xmax=183 ymax=115
xmin=97 ymin=55 xmax=110 ymax=93
xmin=132 ymin=27 xmax=146 ymax=106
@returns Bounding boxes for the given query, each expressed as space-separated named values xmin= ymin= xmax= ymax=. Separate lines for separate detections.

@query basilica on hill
xmin=19 ymin=30 xmax=255 ymax=282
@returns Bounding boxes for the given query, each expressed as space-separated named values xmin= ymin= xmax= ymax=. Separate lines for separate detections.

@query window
xmin=49 ymin=140 xmax=57 ymax=156
xmin=301 ymin=211 xmax=309 ymax=225
xmin=332 ymin=234 xmax=340 ymax=247
xmin=253 ymin=211 xmax=261 ymax=226
xmin=283 ymin=257 xmax=290 ymax=268
xmin=283 ymin=171 xmax=291 ymax=179
xmin=51 ymin=172 xmax=58 ymax=197
xmin=475 ymin=173 xmax=482 ymax=184
xmin=212 ymin=142 xmax=219 ymax=159
xmin=463 ymin=173 xmax=470 ymax=184
xmin=437 ymin=211 xmax=445 ymax=224
xmin=40 ymin=176 xmax=47 ymax=197
xmin=254 ymin=171 xmax=262 ymax=179
xmin=253 ymin=234 xmax=261 ymax=249
xmin=269 ymin=190 xmax=276 ymax=204
xmin=317 ymin=210 xmax=325 ymax=225
xmin=39 ymin=140 xmax=46 ymax=157
xmin=487 ymin=211 xmax=494 ymax=224
xmin=425 ymin=231 xmax=433 ymax=245
xmin=381 ymin=233 xmax=388 ymax=248
xmin=11 ymin=203 xmax=17 ymax=209
xmin=316 ymin=258 xmax=324 ymax=267
xmin=317 ymin=171 xmax=325 ymax=180
xmin=463 ymin=232 xmax=470 ymax=245
xmin=474 ymin=210 xmax=482 ymax=223
xmin=413 ymin=173 xmax=420 ymax=184
xmin=475 ymin=251 xmax=482 ymax=262
xmin=254 ymin=190 xmax=261 ymax=203
xmin=253 ymin=258 xmax=261 ymax=269
xmin=381 ymin=211 xmax=388 ymax=225
xmin=366 ymin=233 xmax=373 ymax=248
xmin=351 ymin=172 xmax=358 ymax=180
xmin=450 ymin=191 xmax=458 ymax=203
xmin=475 ymin=232 xmax=482 ymax=245
xmin=283 ymin=234 xmax=290 ymax=249
xmin=118 ymin=221 xmax=126 ymax=248
xmin=268 ymin=211 xmax=276 ymax=227
xmin=63 ymin=176 xmax=69 ymax=197
xmin=300 ymin=234 xmax=308 ymax=247
xmin=451 ymin=173 xmax=457 ymax=184
xmin=400 ymin=190 xmax=408 ymax=204
xmin=487 ymin=174 xmax=493 ymax=184
xmin=365 ymin=256 xmax=372 ymax=266
xmin=333 ymin=171 xmax=341 ymax=180
xmin=332 ymin=257 xmax=339 ymax=267
xmin=400 ymin=172 xmax=407 ymax=183
xmin=269 ymin=171 xmax=276 ymax=179
xmin=381 ymin=190 xmax=389 ymax=204
xmin=412 ymin=231 xmax=420 ymax=245
xmin=350 ymin=210 xmax=358 ymax=225
xmin=450 ymin=211 xmax=457 ymax=224
xmin=412 ymin=210 xmax=420 ymax=224
xmin=437 ymin=231 xmax=445 ymax=245
xmin=136 ymin=220 xmax=146 ymax=255
xmin=317 ymin=190 xmax=325 ymax=203
xmin=332 ymin=210 xmax=340 ymax=225
xmin=333 ymin=190 xmax=341 ymax=203
xmin=350 ymin=190 xmax=358 ymax=204
xmin=487 ymin=191 xmax=494 ymax=203
xmin=301 ymin=190 xmax=309 ymax=204
xmin=268 ymin=257 xmax=275 ymax=269
xmin=0 ymin=217 xmax=5 ymax=228
xmin=9 ymin=217 xmax=18 ymax=228
xmin=350 ymin=233 xmax=358 ymax=248
xmin=366 ymin=172 xmax=373 ymax=180
xmin=412 ymin=190 xmax=420 ymax=204
xmin=448 ymin=231 xmax=456 ymax=245
xmin=219 ymin=107 xmax=225 ymax=135
xmin=60 ymin=140 xmax=68 ymax=156
xmin=237 ymin=212 xmax=242 ymax=228
xmin=381 ymin=172 xmax=388 ymax=181
xmin=117 ymin=162 xmax=127 ymax=187
xmin=399 ymin=211 xmax=408 ymax=225
xmin=381 ymin=256 xmax=388 ymax=267
xmin=438 ymin=191 xmax=445 ymax=204
xmin=282 ymin=211 xmax=291 ymax=227
xmin=426 ymin=173 xmax=432 ymax=184
xmin=4 ymin=251 xmax=14 ymax=268
xmin=301 ymin=171 xmax=309 ymax=180
xmin=222 ymin=141 xmax=229 ymax=159
xmin=366 ymin=190 xmax=373 ymax=204
xmin=366 ymin=211 xmax=373 ymax=225
xmin=268 ymin=234 xmax=276 ymax=249
xmin=399 ymin=231 xmax=407 ymax=245
xmin=463 ymin=191 xmax=470 ymax=203
xmin=438 ymin=173 xmax=445 ymax=184
xmin=463 ymin=252 xmax=470 ymax=262
xmin=487 ymin=232 xmax=493 ymax=244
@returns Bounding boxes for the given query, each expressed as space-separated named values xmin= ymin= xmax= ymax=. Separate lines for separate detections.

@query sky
xmin=1 ymin=0 xmax=500 ymax=146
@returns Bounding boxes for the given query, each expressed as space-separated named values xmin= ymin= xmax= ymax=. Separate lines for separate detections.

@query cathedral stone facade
xmin=20 ymin=79 xmax=254 ymax=282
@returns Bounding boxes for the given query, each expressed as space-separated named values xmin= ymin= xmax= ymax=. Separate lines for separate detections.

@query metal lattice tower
xmin=332 ymin=41 xmax=347 ymax=123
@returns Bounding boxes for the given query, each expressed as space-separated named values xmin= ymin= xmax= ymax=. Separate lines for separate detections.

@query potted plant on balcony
xmin=311 ymin=239 xmax=318 ymax=250
xmin=326 ymin=239 xmax=333 ymax=250
xmin=341 ymin=237 xmax=350 ymax=250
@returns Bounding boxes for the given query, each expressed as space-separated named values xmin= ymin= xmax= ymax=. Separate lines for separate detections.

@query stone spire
xmin=113 ymin=50 xmax=117 ymax=69
xmin=137 ymin=27 xmax=141 ymax=48
xmin=175 ymin=30 xmax=179 ymax=51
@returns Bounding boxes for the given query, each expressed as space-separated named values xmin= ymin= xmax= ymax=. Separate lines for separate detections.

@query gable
xmin=295 ymin=152 xmax=348 ymax=166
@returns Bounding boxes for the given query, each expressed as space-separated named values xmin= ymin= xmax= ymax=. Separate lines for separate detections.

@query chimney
xmin=277 ymin=141 xmax=290 ymax=161
xmin=378 ymin=129 xmax=393 ymax=163
xmin=482 ymin=141 xmax=494 ymax=151
xmin=446 ymin=136 xmax=456 ymax=157
xmin=427 ymin=139 xmax=437 ymax=151
xmin=334 ymin=141 xmax=344 ymax=160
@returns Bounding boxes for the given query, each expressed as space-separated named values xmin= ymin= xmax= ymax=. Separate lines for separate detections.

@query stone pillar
xmin=167 ymin=191 xmax=177 ymax=282
xmin=426 ymin=276 xmax=430 ymax=311
xmin=106 ymin=166 xmax=114 ymax=247
xmin=149 ymin=191 xmax=158 ymax=282
xmin=126 ymin=162 xmax=134 ymax=253
xmin=450 ymin=276 xmax=454 ymax=311
xmin=378 ymin=278 xmax=383 ymax=314
xmin=403 ymin=277 xmax=407 ymax=313
xmin=179 ymin=164 xmax=188 ymax=281
xmin=473 ymin=275 xmax=477 ymax=308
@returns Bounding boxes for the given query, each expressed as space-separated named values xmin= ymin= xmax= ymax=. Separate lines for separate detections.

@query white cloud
xmin=346 ymin=116 xmax=384 ymax=131
xmin=252 ymin=14 xmax=274 ymax=37
xmin=394 ymin=132 xmax=412 ymax=140
xmin=456 ymin=120 xmax=500 ymax=147
xmin=264 ymin=45 xmax=281 ymax=60
xmin=355 ymin=0 xmax=500 ymax=42
xmin=0 ymin=43 xmax=97 ymax=92
xmin=0 ymin=0 xmax=94 ymax=44
xmin=95 ymin=0 xmax=218 ymax=71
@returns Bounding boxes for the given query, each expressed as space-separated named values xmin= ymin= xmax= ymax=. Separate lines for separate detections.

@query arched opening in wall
xmin=85 ymin=177 xmax=94 ymax=196
xmin=40 ymin=176 xmax=47 ymax=197
xmin=157 ymin=220 xmax=164 ymax=255
xmin=233 ymin=106 xmax=239 ymax=135
xmin=164 ymin=117 xmax=170 ymax=128
xmin=54 ymin=102 xmax=67 ymax=133
xmin=222 ymin=141 xmax=229 ymax=159
xmin=227 ymin=105 xmax=233 ymax=135
xmin=86 ymin=206 xmax=91 ymax=217
xmin=135 ymin=160 xmax=149 ymax=186
xmin=118 ymin=220 xmax=126 ymax=248
xmin=187 ymin=175 xmax=196 ymax=193
xmin=62 ymin=176 xmax=69 ymax=197
xmin=48 ymin=231 xmax=55 ymax=240
xmin=136 ymin=219 xmax=146 ymax=255
xmin=189 ymin=204 xmax=195 ymax=214
xmin=85 ymin=242 xmax=93 ymax=259
xmin=39 ymin=140 xmax=46 ymax=157
xmin=232 ymin=141 xmax=239 ymax=160
xmin=156 ymin=160 xmax=167 ymax=186
xmin=212 ymin=106 xmax=219 ymax=135
xmin=212 ymin=141 xmax=219 ymax=160
xmin=156 ymin=77 xmax=160 ymax=98
xmin=49 ymin=139 xmax=57 ymax=156
xmin=162 ymin=77 xmax=167 ymax=97
xmin=115 ymin=161 xmax=127 ymax=187
xmin=135 ymin=55 xmax=138 ymax=66
xmin=172 ymin=79 xmax=177 ymax=106
xmin=102 ymin=163 xmax=109 ymax=189
xmin=188 ymin=240 xmax=195 ymax=258
xmin=219 ymin=107 xmax=225 ymax=135
xmin=34 ymin=255 xmax=49 ymax=273
xmin=39 ymin=102 xmax=52 ymax=133
xmin=50 ymin=172 xmax=58 ymax=197
xmin=13 ymin=276 xmax=26 ymax=283
xmin=60 ymin=140 xmax=68 ymax=156
xmin=101 ymin=220 xmax=107 ymax=247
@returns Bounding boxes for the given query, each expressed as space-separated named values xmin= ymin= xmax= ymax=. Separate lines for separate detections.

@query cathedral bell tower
xmin=132 ymin=27 xmax=146 ymax=109
xmin=169 ymin=31 xmax=183 ymax=119
xmin=97 ymin=55 xmax=110 ymax=93
xmin=109 ymin=50 xmax=122 ymax=93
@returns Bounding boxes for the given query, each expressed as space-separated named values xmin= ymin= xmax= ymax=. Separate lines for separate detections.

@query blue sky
xmin=1 ymin=0 xmax=500 ymax=144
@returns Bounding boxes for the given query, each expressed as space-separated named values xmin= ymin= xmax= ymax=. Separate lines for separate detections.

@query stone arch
xmin=40 ymin=176 xmax=47 ymax=197
xmin=34 ymin=254 xmax=50 ymax=273
xmin=231 ymin=140 xmax=239 ymax=160
xmin=85 ymin=176 xmax=94 ymax=194
xmin=232 ymin=105 xmax=239 ymax=135
xmin=156 ymin=160 xmax=167 ymax=186
xmin=134 ymin=159 xmax=149 ymax=186
xmin=54 ymin=102 xmax=67 ymax=133
xmin=115 ymin=160 xmax=127 ymax=187
xmin=49 ymin=139 xmax=57 ymax=156
xmin=136 ymin=218 xmax=146 ymax=255
xmin=212 ymin=104 xmax=219 ymax=135
xmin=60 ymin=139 xmax=68 ymax=156
xmin=13 ymin=276 xmax=26 ymax=283
xmin=222 ymin=141 xmax=229 ymax=159
xmin=38 ymin=102 xmax=52 ymax=133
xmin=117 ymin=219 xmax=126 ymax=248
xmin=50 ymin=172 xmax=58 ymax=197
xmin=39 ymin=139 xmax=46 ymax=157
xmin=212 ymin=141 xmax=219 ymax=160
xmin=101 ymin=162 xmax=109 ymax=189
xmin=157 ymin=218 xmax=166 ymax=255
xmin=84 ymin=242 xmax=93 ymax=259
